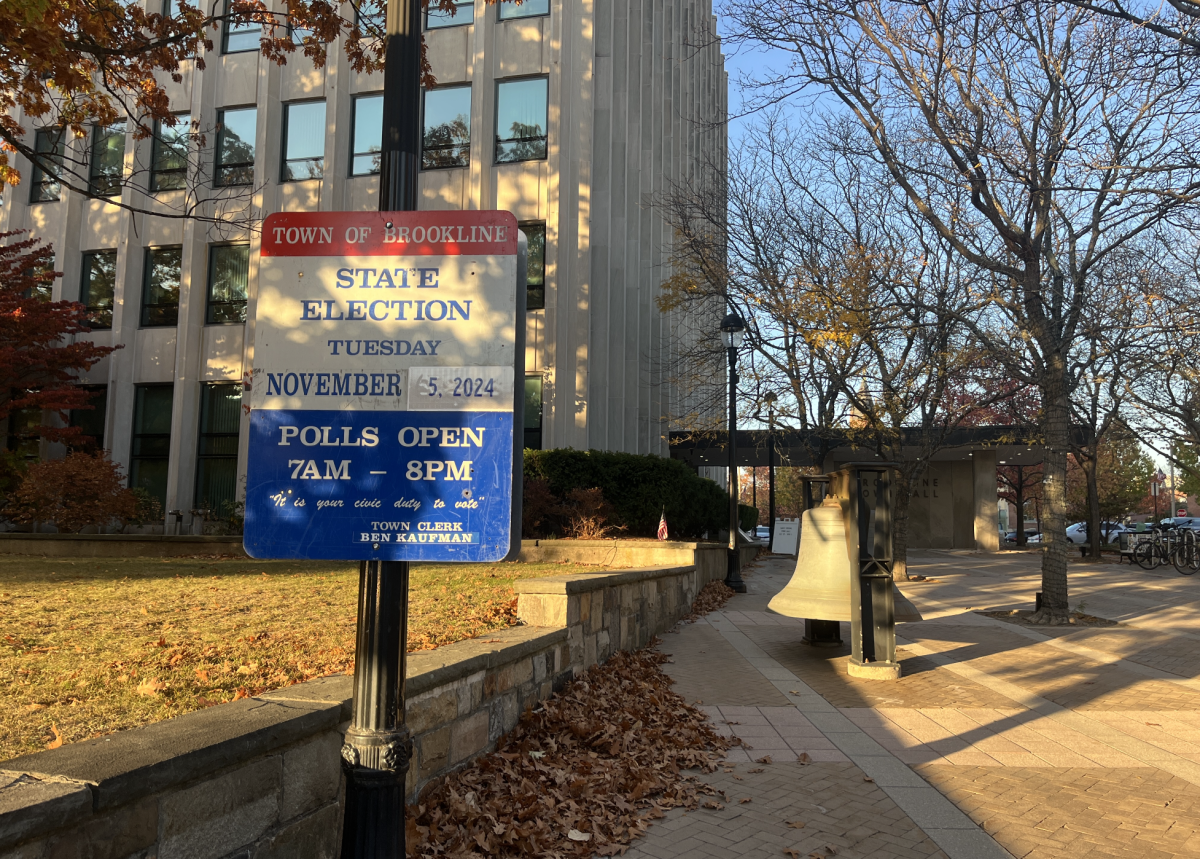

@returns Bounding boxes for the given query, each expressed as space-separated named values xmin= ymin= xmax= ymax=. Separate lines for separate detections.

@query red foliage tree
xmin=4 ymin=451 xmax=139 ymax=532
xmin=0 ymin=231 xmax=116 ymax=450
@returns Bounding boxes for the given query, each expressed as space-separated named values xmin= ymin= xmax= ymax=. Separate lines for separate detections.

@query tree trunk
xmin=892 ymin=471 xmax=911 ymax=581
xmin=1033 ymin=369 xmax=1072 ymax=623
xmin=1084 ymin=452 xmax=1102 ymax=560
xmin=1014 ymin=466 xmax=1027 ymax=548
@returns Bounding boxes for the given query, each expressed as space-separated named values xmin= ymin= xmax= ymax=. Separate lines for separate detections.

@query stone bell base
xmin=847 ymin=658 xmax=902 ymax=680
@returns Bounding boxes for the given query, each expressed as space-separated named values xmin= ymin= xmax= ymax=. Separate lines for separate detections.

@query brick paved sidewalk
xmin=626 ymin=551 xmax=1200 ymax=859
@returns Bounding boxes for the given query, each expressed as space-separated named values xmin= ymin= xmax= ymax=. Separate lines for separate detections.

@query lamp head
xmin=719 ymin=311 xmax=746 ymax=349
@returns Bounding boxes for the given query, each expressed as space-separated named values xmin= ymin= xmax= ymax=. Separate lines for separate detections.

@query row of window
xmin=27 ymin=77 xmax=548 ymax=203
xmin=80 ymin=244 xmax=248 ymax=328
xmin=229 ymin=0 xmax=552 ymax=56
xmin=76 ymin=221 xmax=546 ymax=329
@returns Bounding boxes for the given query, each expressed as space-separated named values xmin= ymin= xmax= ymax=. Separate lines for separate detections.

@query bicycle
xmin=1134 ymin=528 xmax=1170 ymax=570
xmin=1172 ymin=528 xmax=1200 ymax=576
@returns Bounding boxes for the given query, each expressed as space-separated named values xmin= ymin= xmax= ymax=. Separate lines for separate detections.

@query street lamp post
xmin=339 ymin=0 xmax=422 ymax=855
xmin=721 ymin=312 xmax=747 ymax=593
xmin=764 ymin=391 xmax=777 ymax=548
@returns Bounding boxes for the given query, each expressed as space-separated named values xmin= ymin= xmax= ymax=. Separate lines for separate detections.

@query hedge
xmin=523 ymin=449 xmax=728 ymax=540
xmin=739 ymin=503 xmax=759 ymax=532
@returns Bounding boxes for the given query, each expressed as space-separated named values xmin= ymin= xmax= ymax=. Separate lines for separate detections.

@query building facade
xmin=1 ymin=0 xmax=728 ymax=530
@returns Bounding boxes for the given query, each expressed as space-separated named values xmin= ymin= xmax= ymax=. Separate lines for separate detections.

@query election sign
xmin=243 ymin=211 xmax=525 ymax=561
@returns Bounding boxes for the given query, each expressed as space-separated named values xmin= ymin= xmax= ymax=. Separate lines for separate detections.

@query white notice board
xmin=772 ymin=519 xmax=800 ymax=556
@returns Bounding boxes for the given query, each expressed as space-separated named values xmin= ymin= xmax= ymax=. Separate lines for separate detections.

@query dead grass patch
xmin=0 ymin=556 xmax=604 ymax=760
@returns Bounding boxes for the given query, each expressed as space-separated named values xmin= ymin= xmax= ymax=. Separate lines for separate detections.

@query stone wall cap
xmin=514 ymin=565 xmax=697 ymax=595
xmin=0 ymin=696 xmax=340 ymax=811
xmin=0 ymin=772 xmax=93 ymax=850
xmin=406 ymin=626 xmax=566 ymax=697
xmin=519 ymin=539 xmax=724 ymax=549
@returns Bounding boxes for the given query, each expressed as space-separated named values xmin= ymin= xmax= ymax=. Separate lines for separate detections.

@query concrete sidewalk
xmin=627 ymin=551 xmax=1200 ymax=859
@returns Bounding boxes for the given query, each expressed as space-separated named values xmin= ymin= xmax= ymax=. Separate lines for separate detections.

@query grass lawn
xmin=0 ymin=555 xmax=602 ymax=761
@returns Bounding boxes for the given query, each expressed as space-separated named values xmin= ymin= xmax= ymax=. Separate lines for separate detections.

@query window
xmin=142 ymin=246 xmax=182 ymax=327
xmin=427 ymin=0 xmax=473 ymax=28
xmin=195 ymin=382 xmax=242 ymax=514
xmin=130 ymin=385 xmax=174 ymax=511
xmin=69 ymin=385 xmax=108 ymax=449
xmin=150 ymin=114 xmax=189 ymax=191
xmin=22 ymin=253 xmax=55 ymax=302
xmin=524 ymin=377 xmax=543 ymax=450
xmin=89 ymin=122 xmax=125 ymax=197
xmin=519 ymin=222 xmax=545 ymax=310
xmin=495 ymin=77 xmax=547 ymax=163
xmin=5 ymin=407 xmax=41 ymax=460
xmin=222 ymin=0 xmax=261 ymax=53
xmin=422 ymin=87 xmax=471 ymax=169
xmin=30 ymin=128 xmax=65 ymax=203
xmin=498 ymin=0 xmax=548 ymax=19
xmin=206 ymin=244 xmax=250 ymax=324
xmin=80 ymin=251 xmax=117 ymax=330
xmin=355 ymin=2 xmax=385 ymax=34
xmin=215 ymin=107 xmax=256 ymax=186
xmin=288 ymin=17 xmax=315 ymax=44
xmin=281 ymin=101 xmax=326 ymax=181
xmin=351 ymin=94 xmax=383 ymax=176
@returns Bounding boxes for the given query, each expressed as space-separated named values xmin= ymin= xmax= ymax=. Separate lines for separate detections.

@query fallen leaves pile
xmin=684 ymin=580 xmax=735 ymax=621
xmin=407 ymin=646 xmax=733 ymax=857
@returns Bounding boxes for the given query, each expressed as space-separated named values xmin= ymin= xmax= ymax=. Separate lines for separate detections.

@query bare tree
xmin=725 ymin=0 xmax=1200 ymax=622
xmin=659 ymin=114 xmax=993 ymax=580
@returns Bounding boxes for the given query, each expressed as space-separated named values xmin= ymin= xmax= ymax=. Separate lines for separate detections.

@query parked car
xmin=1065 ymin=522 xmax=1128 ymax=544
xmin=1158 ymin=517 xmax=1200 ymax=531
xmin=1005 ymin=529 xmax=1042 ymax=544
xmin=755 ymin=525 xmax=771 ymax=542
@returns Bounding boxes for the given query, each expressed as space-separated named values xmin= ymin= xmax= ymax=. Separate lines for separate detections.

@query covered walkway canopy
xmin=667 ymin=425 xmax=1060 ymax=469
xmin=668 ymin=425 xmax=1080 ymax=552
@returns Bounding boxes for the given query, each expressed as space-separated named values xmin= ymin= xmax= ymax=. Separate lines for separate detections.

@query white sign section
xmin=772 ymin=519 xmax=800 ymax=556
xmin=243 ymin=211 xmax=525 ymax=562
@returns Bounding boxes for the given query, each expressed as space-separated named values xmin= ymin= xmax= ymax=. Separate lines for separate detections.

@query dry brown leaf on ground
xmin=45 ymin=724 xmax=62 ymax=749
xmin=136 ymin=678 xmax=166 ymax=697
xmin=684 ymin=581 xmax=735 ymax=621
xmin=755 ymin=755 xmax=772 ymax=764
xmin=406 ymin=645 xmax=731 ymax=858
xmin=786 ymin=821 xmax=806 ymax=829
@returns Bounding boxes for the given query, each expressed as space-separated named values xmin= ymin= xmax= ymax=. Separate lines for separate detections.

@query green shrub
xmin=523 ymin=449 xmax=727 ymax=539
xmin=739 ymin=503 xmax=759 ymax=532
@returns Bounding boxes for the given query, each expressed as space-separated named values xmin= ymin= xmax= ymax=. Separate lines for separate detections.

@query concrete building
xmin=1 ymin=0 xmax=728 ymax=530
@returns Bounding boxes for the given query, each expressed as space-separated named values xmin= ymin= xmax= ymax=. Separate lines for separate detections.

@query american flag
xmin=657 ymin=509 xmax=669 ymax=541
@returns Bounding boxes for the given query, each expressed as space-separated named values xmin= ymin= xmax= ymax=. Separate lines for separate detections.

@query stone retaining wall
xmin=0 ymin=562 xmax=731 ymax=858
xmin=0 ymin=533 xmax=249 ymax=558
xmin=0 ymin=535 xmax=757 ymax=571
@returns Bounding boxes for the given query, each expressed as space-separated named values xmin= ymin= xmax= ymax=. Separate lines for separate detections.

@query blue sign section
xmin=243 ymin=409 xmax=513 ymax=561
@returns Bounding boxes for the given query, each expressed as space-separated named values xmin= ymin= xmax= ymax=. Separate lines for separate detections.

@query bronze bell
xmin=768 ymin=497 xmax=922 ymax=642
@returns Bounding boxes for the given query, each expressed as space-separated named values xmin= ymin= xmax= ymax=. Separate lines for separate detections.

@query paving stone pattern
xmin=628 ymin=761 xmax=950 ymax=859
xmin=918 ymin=765 xmax=1200 ymax=859
xmin=630 ymin=552 xmax=1200 ymax=859
xmin=743 ymin=623 xmax=1017 ymax=710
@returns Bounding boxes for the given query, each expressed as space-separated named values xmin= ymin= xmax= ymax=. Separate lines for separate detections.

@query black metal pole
xmin=340 ymin=0 xmax=421 ymax=853
xmin=379 ymin=0 xmax=423 ymax=212
xmin=341 ymin=561 xmax=411 ymax=858
xmin=767 ymin=403 xmax=775 ymax=547
xmin=726 ymin=345 xmax=746 ymax=592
